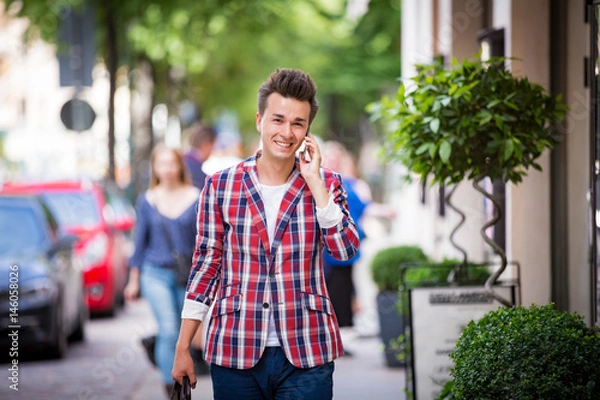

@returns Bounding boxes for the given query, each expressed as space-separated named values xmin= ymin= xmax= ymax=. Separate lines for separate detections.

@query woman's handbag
xmin=170 ymin=250 xmax=193 ymax=287
xmin=154 ymin=205 xmax=193 ymax=286
xmin=170 ymin=376 xmax=192 ymax=400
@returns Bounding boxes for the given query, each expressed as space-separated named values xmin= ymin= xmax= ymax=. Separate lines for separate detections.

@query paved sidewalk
xmin=332 ymin=335 xmax=407 ymax=399
xmin=133 ymin=333 xmax=406 ymax=400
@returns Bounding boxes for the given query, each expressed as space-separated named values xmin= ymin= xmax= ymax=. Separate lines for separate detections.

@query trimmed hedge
xmin=370 ymin=245 xmax=428 ymax=292
xmin=446 ymin=304 xmax=600 ymax=400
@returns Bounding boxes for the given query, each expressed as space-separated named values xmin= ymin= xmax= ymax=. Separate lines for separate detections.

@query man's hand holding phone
xmin=299 ymin=133 xmax=322 ymax=180
xmin=297 ymin=131 xmax=310 ymax=162
xmin=299 ymin=133 xmax=330 ymax=208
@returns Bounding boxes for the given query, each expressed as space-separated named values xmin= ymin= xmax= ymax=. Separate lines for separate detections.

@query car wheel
xmin=104 ymin=302 xmax=116 ymax=318
xmin=47 ymin=315 xmax=68 ymax=359
xmin=117 ymin=291 xmax=126 ymax=309
xmin=69 ymin=301 xmax=87 ymax=342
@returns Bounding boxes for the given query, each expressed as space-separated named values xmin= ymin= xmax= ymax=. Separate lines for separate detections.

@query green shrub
xmin=402 ymin=261 xmax=452 ymax=286
xmin=397 ymin=259 xmax=491 ymax=292
xmin=370 ymin=245 xmax=429 ymax=292
xmin=412 ymin=258 xmax=492 ymax=286
xmin=447 ymin=304 xmax=600 ymax=400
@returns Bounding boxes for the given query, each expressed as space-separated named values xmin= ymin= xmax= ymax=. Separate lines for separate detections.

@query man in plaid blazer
xmin=172 ymin=68 xmax=360 ymax=399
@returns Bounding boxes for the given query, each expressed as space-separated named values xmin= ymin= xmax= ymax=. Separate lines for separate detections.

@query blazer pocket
xmin=213 ymin=293 xmax=242 ymax=317
xmin=301 ymin=292 xmax=333 ymax=316
xmin=220 ymin=281 xmax=241 ymax=298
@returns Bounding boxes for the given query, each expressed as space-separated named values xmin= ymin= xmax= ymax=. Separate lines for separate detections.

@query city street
xmin=2 ymin=1 xmax=594 ymax=399
xmin=0 ymin=297 xmax=406 ymax=400
xmin=1 ymin=300 xmax=164 ymax=399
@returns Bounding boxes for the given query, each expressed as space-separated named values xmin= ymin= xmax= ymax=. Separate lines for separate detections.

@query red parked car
xmin=1 ymin=180 xmax=135 ymax=316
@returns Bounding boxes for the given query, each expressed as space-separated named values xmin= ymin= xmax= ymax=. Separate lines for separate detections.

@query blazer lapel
xmin=270 ymin=165 xmax=306 ymax=261
xmin=242 ymin=162 xmax=272 ymax=259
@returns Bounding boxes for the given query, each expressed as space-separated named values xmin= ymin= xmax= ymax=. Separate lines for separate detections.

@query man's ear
xmin=255 ymin=112 xmax=262 ymax=132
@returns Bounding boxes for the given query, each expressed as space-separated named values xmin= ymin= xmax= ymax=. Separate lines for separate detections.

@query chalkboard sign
xmin=408 ymin=285 xmax=516 ymax=400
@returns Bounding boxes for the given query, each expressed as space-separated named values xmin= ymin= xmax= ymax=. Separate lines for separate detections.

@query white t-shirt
xmin=260 ymin=183 xmax=288 ymax=346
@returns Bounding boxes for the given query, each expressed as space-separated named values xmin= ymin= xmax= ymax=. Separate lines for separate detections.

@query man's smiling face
xmin=256 ymin=92 xmax=311 ymax=164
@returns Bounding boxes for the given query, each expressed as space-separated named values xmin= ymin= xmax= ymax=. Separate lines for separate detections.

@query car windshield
xmin=0 ymin=206 xmax=46 ymax=255
xmin=41 ymin=192 xmax=100 ymax=228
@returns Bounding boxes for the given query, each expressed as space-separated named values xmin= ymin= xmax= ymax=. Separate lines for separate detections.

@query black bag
xmin=141 ymin=335 xmax=157 ymax=367
xmin=153 ymin=204 xmax=192 ymax=287
xmin=170 ymin=376 xmax=192 ymax=400
xmin=171 ymin=250 xmax=193 ymax=287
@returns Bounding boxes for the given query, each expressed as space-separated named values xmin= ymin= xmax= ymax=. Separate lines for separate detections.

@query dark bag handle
xmin=152 ymin=203 xmax=192 ymax=286
xmin=151 ymin=203 xmax=179 ymax=258
xmin=170 ymin=376 xmax=191 ymax=400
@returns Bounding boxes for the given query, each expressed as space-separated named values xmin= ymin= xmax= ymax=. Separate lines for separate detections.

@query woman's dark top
xmin=128 ymin=194 xmax=198 ymax=270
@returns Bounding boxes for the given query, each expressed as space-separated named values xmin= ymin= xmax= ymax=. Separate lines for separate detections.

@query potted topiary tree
xmin=370 ymin=245 xmax=429 ymax=367
xmin=439 ymin=304 xmax=600 ymax=399
xmin=367 ymin=55 xmax=568 ymax=306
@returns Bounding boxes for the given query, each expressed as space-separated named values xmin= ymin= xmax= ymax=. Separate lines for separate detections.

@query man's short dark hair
xmin=188 ymin=122 xmax=216 ymax=148
xmin=257 ymin=68 xmax=319 ymax=125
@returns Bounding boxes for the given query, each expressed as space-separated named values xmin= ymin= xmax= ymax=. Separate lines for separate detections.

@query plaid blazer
xmin=186 ymin=154 xmax=360 ymax=369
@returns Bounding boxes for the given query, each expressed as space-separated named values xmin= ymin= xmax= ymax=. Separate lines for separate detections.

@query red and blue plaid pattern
xmin=186 ymin=154 xmax=360 ymax=369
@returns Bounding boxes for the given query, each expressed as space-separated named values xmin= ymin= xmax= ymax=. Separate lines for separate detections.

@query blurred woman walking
xmin=124 ymin=144 xmax=199 ymax=396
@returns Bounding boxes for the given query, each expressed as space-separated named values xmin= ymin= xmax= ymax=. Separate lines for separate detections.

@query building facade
xmin=395 ymin=0 xmax=597 ymax=324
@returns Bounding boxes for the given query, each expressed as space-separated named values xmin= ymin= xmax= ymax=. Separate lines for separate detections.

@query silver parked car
xmin=0 ymin=195 xmax=87 ymax=359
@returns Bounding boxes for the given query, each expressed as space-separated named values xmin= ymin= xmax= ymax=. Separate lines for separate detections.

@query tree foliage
xmin=367 ymin=56 xmax=568 ymax=185
xmin=8 ymin=0 xmax=400 ymax=150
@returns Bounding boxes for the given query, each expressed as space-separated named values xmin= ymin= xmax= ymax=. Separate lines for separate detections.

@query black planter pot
xmin=376 ymin=291 xmax=405 ymax=368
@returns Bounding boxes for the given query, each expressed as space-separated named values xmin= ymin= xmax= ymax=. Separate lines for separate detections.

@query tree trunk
xmin=444 ymin=183 xmax=469 ymax=284
xmin=105 ymin=4 xmax=117 ymax=182
xmin=129 ymin=59 xmax=155 ymax=198
xmin=472 ymin=176 xmax=513 ymax=307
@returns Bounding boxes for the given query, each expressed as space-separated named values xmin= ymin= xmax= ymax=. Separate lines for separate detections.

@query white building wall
xmin=402 ymin=0 xmax=434 ymax=78
xmin=392 ymin=0 xmax=437 ymax=257
xmin=566 ymin=1 xmax=591 ymax=319
xmin=507 ymin=0 xmax=552 ymax=306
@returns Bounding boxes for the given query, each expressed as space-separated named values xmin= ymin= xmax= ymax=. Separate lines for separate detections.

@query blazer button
xmin=269 ymin=271 xmax=275 ymax=277
xmin=263 ymin=302 xmax=269 ymax=309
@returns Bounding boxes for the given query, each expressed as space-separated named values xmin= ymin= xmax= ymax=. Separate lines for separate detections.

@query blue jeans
xmin=211 ymin=347 xmax=334 ymax=400
xmin=140 ymin=263 xmax=186 ymax=384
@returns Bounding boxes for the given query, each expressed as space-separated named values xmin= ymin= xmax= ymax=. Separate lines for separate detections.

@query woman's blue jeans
xmin=141 ymin=263 xmax=186 ymax=384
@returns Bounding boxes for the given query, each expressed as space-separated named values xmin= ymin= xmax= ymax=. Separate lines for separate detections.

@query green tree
xmin=7 ymin=0 xmax=401 ymax=184
xmin=184 ymin=0 xmax=401 ymax=154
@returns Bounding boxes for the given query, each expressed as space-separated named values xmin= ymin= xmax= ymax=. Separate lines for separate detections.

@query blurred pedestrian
xmin=201 ymin=112 xmax=245 ymax=175
xmin=124 ymin=144 xmax=200 ymax=397
xmin=322 ymin=141 xmax=397 ymax=352
xmin=171 ymin=68 xmax=360 ymax=400
xmin=182 ymin=122 xmax=216 ymax=373
xmin=321 ymin=140 xmax=370 ymax=355
xmin=201 ymin=128 xmax=244 ymax=175
xmin=183 ymin=122 xmax=216 ymax=190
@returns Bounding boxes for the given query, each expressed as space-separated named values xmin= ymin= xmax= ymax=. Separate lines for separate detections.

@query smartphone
xmin=299 ymin=130 xmax=311 ymax=161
